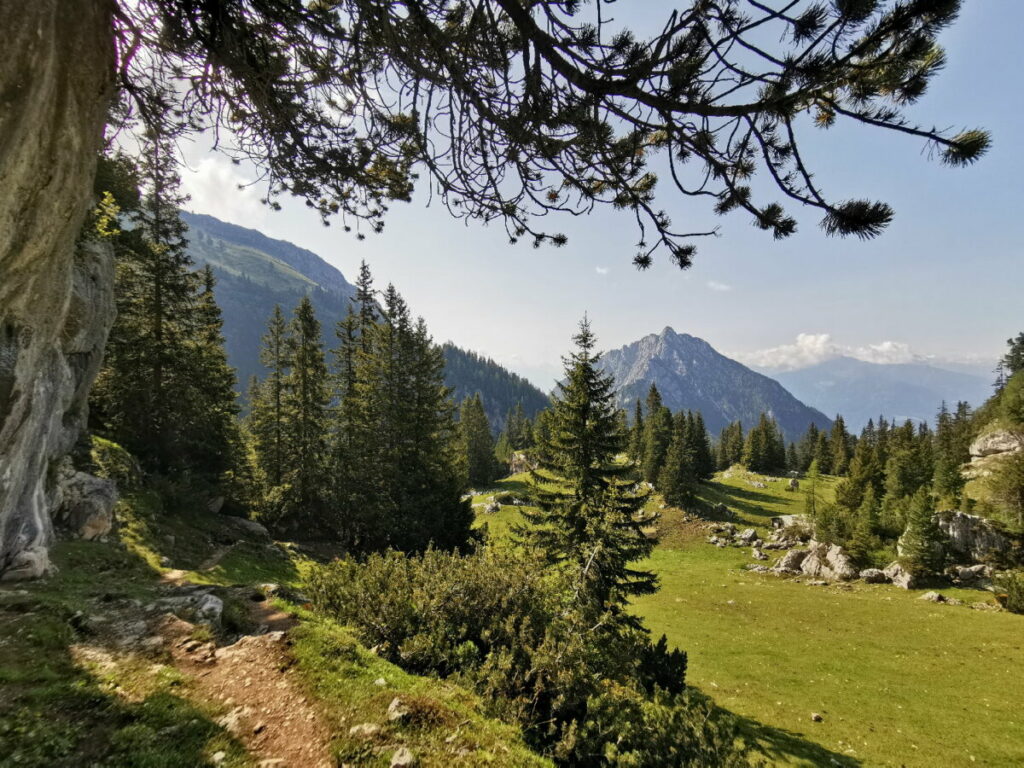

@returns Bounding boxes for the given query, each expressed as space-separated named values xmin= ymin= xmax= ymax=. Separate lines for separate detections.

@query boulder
xmin=483 ymin=501 xmax=501 ymax=514
xmin=0 ymin=545 xmax=51 ymax=582
xmin=737 ymin=528 xmax=757 ymax=544
xmin=751 ymin=548 xmax=769 ymax=561
xmin=935 ymin=511 xmax=1011 ymax=563
xmin=883 ymin=561 xmax=920 ymax=590
xmin=387 ymin=697 xmax=410 ymax=723
xmin=948 ymin=563 xmax=990 ymax=582
xmin=920 ymin=591 xmax=946 ymax=603
xmin=788 ymin=478 xmax=800 ymax=492
xmin=860 ymin=568 xmax=888 ymax=584
xmin=800 ymin=541 xmax=858 ymax=581
xmin=54 ymin=463 xmax=116 ymax=540
xmin=773 ymin=548 xmax=808 ymax=574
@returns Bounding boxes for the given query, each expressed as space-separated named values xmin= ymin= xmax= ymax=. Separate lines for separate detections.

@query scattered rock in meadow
xmin=349 ymin=722 xmax=382 ymax=738
xmin=860 ymin=568 xmax=888 ymax=584
xmin=387 ymin=697 xmax=410 ymax=723
xmin=810 ymin=712 xmax=823 ymax=723
xmin=391 ymin=747 xmax=417 ymax=767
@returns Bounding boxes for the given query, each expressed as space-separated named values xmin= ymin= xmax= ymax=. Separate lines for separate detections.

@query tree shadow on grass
xmin=694 ymin=481 xmax=790 ymax=524
xmin=737 ymin=713 xmax=862 ymax=767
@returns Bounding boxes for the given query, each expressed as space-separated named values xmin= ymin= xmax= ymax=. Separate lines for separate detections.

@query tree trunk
xmin=0 ymin=0 xmax=117 ymax=578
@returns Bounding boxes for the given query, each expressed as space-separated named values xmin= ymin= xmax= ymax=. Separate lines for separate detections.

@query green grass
xmin=471 ymin=468 xmax=1024 ymax=766
xmin=287 ymin=607 xmax=551 ymax=767
xmin=633 ymin=472 xmax=1024 ymax=768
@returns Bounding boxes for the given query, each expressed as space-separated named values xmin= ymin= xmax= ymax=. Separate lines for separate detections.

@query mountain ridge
xmin=599 ymin=326 xmax=831 ymax=442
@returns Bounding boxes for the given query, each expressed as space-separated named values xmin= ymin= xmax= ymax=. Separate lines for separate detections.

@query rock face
xmin=936 ymin=511 xmax=1011 ymax=563
xmin=0 ymin=2 xmax=116 ymax=578
xmin=799 ymin=541 xmax=858 ymax=582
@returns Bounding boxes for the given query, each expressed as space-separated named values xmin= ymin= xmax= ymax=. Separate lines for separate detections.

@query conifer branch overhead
xmin=113 ymin=0 xmax=988 ymax=268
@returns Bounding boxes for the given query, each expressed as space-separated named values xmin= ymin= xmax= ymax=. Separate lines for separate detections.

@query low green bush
xmin=307 ymin=548 xmax=745 ymax=766
xmin=995 ymin=570 xmax=1024 ymax=613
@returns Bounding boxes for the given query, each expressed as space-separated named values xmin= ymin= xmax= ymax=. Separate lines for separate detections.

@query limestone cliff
xmin=0 ymin=1 xmax=116 ymax=578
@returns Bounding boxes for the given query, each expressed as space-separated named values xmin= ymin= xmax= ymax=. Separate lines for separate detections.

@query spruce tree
xmin=248 ymin=305 xmax=290 ymax=489
xmin=183 ymin=266 xmax=240 ymax=479
xmin=90 ymin=134 xmax=201 ymax=474
xmin=518 ymin=318 xmax=656 ymax=621
xmin=898 ymin=490 xmax=945 ymax=577
xmin=280 ymin=297 xmax=331 ymax=529
xmin=830 ymin=416 xmax=851 ymax=476
xmin=688 ymin=411 xmax=715 ymax=481
xmin=659 ymin=412 xmax=696 ymax=508
xmin=460 ymin=394 xmax=498 ymax=487
xmin=628 ymin=399 xmax=645 ymax=465
xmin=641 ymin=386 xmax=672 ymax=484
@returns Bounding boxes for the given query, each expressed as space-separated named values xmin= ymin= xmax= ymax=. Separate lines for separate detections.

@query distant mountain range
xmin=182 ymin=211 xmax=548 ymax=426
xmin=768 ymin=356 xmax=993 ymax=430
xmin=598 ymin=327 xmax=831 ymax=442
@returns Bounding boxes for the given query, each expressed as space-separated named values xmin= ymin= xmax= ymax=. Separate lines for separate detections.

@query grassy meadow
xmin=473 ymin=471 xmax=1024 ymax=767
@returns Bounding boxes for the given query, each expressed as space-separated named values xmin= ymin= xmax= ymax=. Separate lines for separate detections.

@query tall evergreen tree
xmin=687 ymin=411 xmax=715 ymax=481
xmin=659 ymin=412 xmax=696 ymax=508
xmin=898 ymin=490 xmax=945 ymax=577
xmin=641 ymin=385 xmax=672 ymax=484
xmin=183 ymin=266 xmax=241 ymax=478
xmin=518 ymin=319 xmax=656 ymax=622
xmin=90 ymin=137 xmax=212 ymax=475
xmin=628 ymin=399 xmax=646 ymax=466
xmin=281 ymin=297 xmax=331 ymax=528
xmin=249 ymin=305 xmax=289 ymax=489
xmin=829 ymin=415 xmax=851 ymax=476
xmin=460 ymin=393 xmax=499 ymax=487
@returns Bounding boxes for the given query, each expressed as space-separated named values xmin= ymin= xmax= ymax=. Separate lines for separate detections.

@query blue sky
xmin=180 ymin=2 xmax=1023 ymax=389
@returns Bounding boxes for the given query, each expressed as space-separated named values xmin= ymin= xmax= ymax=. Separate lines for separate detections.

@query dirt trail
xmin=161 ymin=615 xmax=334 ymax=768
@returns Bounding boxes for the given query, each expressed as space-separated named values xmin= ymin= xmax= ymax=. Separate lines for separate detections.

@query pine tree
xmin=249 ymin=305 xmax=290 ymax=489
xmin=349 ymin=282 xmax=471 ymax=551
xmin=898 ymin=489 xmax=945 ymax=577
xmin=518 ymin=318 xmax=657 ymax=621
xmin=813 ymin=430 xmax=833 ymax=474
xmin=786 ymin=442 xmax=799 ymax=473
xmin=460 ymin=394 xmax=498 ymax=486
xmin=90 ymin=135 xmax=202 ymax=474
xmin=804 ymin=460 xmax=822 ymax=520
xmin=641 ymin=386 xmax=673 ymax=484
xmin=659 ymin=412 xmax=696 ymax=507
xmin=183 ymin=266 xmax=240 ymax=478
xmin=688 ymin=411 xmax=715 ymax=481
xmin=797 ymin=423 xmax=820 ymax=472
xmin=280 ymin=296 xmax=331 ymax=528
xmin=846 ymin=485 xmax=880 ymax=565
xmin=628 ymin=399 xmax=645 ymax=465
xmin=830 ymin=415 xmax=851 ymax=476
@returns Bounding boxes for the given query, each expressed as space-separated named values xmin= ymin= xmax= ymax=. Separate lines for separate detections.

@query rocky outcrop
xmin=0 ymin=2 xmax=116 ymax=578
xmin=53 ymin=460 xmax=117 ymax=541
xmin=964 ymin=430 xmax=1024 ymax=478
xmin=860 ymin=568 xmax=888 ymax=584
xmin=799 ymin=541 xmax=858 ymax=582
xmin=935 ymin=511 xmax=1012 ymax=563
xmin=970 ymin=430 xmax=1024 ymax=459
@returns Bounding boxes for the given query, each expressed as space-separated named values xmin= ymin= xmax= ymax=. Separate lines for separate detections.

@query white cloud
xmin=738 ymin=333 xmax=927 ymax=371
xmin=180 ymin=155 xmax=266 ymax=228
xmin=595 ymin=266 xmax=609 ymax=275
xmin=707 ymin=280 xmax=732 ymax=292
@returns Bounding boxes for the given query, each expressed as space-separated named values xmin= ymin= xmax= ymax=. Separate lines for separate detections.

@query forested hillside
xmin=442 ymin=344 xmax=550 ymax=432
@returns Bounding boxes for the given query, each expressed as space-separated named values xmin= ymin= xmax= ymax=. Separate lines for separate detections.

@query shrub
xmin=305 ymin=549 xmax=733 ymax=765
xmin=995 ymin=571 xmax=1024 ymax=614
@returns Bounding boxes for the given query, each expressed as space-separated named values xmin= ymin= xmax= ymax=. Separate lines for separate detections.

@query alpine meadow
xmin=4 ymin=2 xmax=1024 ymax=767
